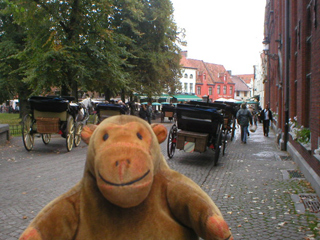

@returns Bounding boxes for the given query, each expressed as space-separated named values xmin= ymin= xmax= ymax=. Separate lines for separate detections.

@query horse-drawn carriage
xmin=166 ymin=103 xmax=224 ymax=166
xmin=93 ymin=103 xmax=128 ymax=124
xmin=160 ymin=104 xmax=176 ymax=123
xmin=22 ymin=96 xmax=88 ymax=152
xmin=187 ymin=101 xmax=239 ymax=155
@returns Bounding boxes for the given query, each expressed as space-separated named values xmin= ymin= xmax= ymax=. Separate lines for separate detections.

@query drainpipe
xmin=284 ymin=0 xmax=290 ymax=151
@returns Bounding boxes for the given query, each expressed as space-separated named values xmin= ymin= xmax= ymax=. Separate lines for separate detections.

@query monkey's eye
xmin=137 ymin=132 xmax=143 ymax=140
xmin=103 ymin=133 xmax=109 ymax=141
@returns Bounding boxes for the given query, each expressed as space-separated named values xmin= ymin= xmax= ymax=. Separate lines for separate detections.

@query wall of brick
xmin=264 ymin=0 xmax=320 ymax=178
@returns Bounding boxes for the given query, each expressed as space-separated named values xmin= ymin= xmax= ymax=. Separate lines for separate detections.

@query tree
xmin=134 ymin=0 xmax=182 ymax=97
xmin=0 ymin=0 xmax=32 ymax=117
xmin=1 ymin=0 xmax=183 ymax=105
xmin=11 ymin=0 xmax=131 ymax=101
xmin=112 ymin=0 xmax=182 ymax=100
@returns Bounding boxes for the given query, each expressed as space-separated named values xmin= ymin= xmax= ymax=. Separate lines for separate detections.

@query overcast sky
xmin=170 ymin=0 xmax=266 ymax=75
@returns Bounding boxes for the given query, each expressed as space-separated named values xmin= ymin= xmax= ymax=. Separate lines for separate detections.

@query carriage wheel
xmin=93 ymin=113 xmax=99 ymax=125
xmin=42 ymin=134 xmax=51 ymax=145
xmin=66 ymin=116 xmax=75 ymax=152
xmin=22 ymin=114 xmax=34 ymax=151
xmin=214 ymin=124 xmax=223 ymax=166
xmin=167 ymin=124 xmax=177 ymax=159
xmin=74 ymin=122 xmax=83 ymax=147
xmin=222 ymin=130 xmax=228 ymax=156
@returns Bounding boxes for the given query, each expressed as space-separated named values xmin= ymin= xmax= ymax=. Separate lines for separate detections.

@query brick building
xmin=263 ymin=0 xmax=320 ymax=194
xmin=180 ymin=52 xmax=235 ymax=102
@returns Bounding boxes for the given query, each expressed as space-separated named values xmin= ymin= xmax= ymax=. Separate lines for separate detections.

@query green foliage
xmin=0 ymin=0 xmax=182 ymax=101
xmin=112 ymin=0 xmax=182 ymax=97
xmin=0 ymin=0 xmax=30 ymax=104
xmin=289 ymin=116 xmax=311 ymax=144
xmin=296 ymin=127 xmax=311 ymax=144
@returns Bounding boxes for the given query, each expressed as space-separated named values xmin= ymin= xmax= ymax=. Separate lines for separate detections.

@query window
xmin=203 ymin=73 xmax=206 ymax=79
xmin=190 ymin=74 xmax=193 ymax=79
xmin=229 ymin=86 xmax=233 ymax=95
xmin=197 ymin=86 xmax=201 ymax=95
xmin=304 ymin=4 xmax=312 ymax=126
xmin=190 ymin=83 xmax=193 ymax=93
xmin=217 ymin=85 xmax=221 ymax=94
xmin=244 ymin=91 xmax=247 ymax=97
xmin=209 ymin=87 xmax=212 ymax=95
xmin=184 ymin=73 xmax=188 ymax=78
xmin=223 ymin=86 xmax=227 ymax=94
xmin=236 ymin=91 xmax=240 ymax=97
xmin=184 ymin=83 xmax=188 ymax=92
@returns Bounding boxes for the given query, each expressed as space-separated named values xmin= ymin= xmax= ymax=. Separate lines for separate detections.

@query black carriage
xmin=188 ymin=101 xmax=239 ymax=155
xmin=160 ymin=104 xmax=176 ymax=123
xmin=93 ymin=103 xmax=127 ymax=124
xmin=22 ymin=96 xmax=86 ymax=152
xmin=167 ymin=103 xmax=224 ymax=166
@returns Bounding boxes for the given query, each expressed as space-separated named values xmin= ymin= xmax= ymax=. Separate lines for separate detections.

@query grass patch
xmin=0 ymin=113 xmax=21 ymax=125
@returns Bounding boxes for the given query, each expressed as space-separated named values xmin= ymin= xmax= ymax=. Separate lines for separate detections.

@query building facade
xmin=234 ymin=74 xmax=255 ymax=98
xmin=180 ymin=52 xmax=235 ymax=102
xmin=263 ymin=0 xmax=320 ymax=194
xmin=231 ymin=75 xmax=252 ymax=102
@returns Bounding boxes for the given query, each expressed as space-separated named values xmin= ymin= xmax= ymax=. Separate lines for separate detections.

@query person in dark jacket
xmin=260 ymin=105 xmax=273 ymax=137
xmin=236 ymin=103 xmax=253 ymax=144
xmin=146 ymin=102 xmax=153 ymax=124
xmin=139 ymin=104 xmax=147 ymax=121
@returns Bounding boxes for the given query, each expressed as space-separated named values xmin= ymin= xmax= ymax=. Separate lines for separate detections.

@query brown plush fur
xmin=20 ymin=115 xmax=233 ymax=240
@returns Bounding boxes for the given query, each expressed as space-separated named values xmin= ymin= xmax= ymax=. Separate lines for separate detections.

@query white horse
xmin=77 ymin=97 xmax=94 ymax=123
xmin=80 ymin=97 xmax=94 ymax=114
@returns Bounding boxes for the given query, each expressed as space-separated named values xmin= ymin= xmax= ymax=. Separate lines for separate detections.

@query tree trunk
xmin=60 ymin=83 xmax=69 ymax=97
xmin=121 ymin=89 xmax=125 ymax=102
xmin=18 ymin=85 xmax=32 ymax=120
xmin=104 ymin=88 xmax=111 ymax=102
xmin=72 ymin=80 xmax=78 ymax=102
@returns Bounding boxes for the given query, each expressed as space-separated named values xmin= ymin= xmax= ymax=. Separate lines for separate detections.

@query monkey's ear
xmin=151 ymin=123 xmax=167 ymax=144
xmin=81 ymin=124 xmax=98 ymax=145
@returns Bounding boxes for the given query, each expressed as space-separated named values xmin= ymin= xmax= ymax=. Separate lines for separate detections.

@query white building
xmin=180 ymin=67 xmax=197 ymax=94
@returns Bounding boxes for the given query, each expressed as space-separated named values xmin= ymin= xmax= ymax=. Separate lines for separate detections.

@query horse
xmin=77 ymin=97 xmax=95 ymax=123
xmin=80 ymin=97 xmax=94 ymax=114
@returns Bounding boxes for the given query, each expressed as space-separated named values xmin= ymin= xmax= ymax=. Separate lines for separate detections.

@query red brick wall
xmin=265 ymin=0 xmax=320 ymax=177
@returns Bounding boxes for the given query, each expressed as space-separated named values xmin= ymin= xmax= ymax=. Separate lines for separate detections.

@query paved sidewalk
xmin=162 ymin=119 xmax=320 ymax=240
xmin=0 ymin=119 xmax=319 ymax=239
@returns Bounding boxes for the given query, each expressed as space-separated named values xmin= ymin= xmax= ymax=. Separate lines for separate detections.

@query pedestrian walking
xmin=236 ymin=103 xmax=253 ymax=144
xmin=260 ymin=104 xmax=273 ymax=137
xmin=146 ymin=102 xmax=153 ymax=124
xmin=139 ymin=104 xmax=147 ymax=121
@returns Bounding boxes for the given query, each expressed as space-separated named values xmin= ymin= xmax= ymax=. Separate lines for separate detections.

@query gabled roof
xmin=180 ymin=55 xmax=198 ymax=70
xmin=180 ymin=55 xmax=214 ymax=84
xmin=180 ymin=55 xmax=234 ymax=85
xmin=203 ymin=62 xmax=234 ymax=84
xmin=231 ymin=75 xmax=251 ymax=91
xmin=235 ymin=74 xmax=254 ymax=84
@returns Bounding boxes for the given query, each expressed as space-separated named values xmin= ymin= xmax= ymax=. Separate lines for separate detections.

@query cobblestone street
xmin=1 ymin=120 xmax=319 ymax=239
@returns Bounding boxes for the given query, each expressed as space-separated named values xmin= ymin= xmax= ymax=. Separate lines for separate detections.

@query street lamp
xmin=263 ymin=38 xmax=279 ymax=60
xmin=262 ymin=37 xmax=279 ymax=108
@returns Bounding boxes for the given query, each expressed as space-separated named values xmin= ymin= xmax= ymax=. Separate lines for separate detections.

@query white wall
xmin=180 ymin=68 xmax=197 ymax=94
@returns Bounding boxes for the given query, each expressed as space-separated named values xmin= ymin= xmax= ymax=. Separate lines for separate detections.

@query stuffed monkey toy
xmin=20 ymin=115 xmax=233 ymax=240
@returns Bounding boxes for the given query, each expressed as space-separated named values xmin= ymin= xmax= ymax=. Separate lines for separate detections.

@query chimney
xmin=181 ymin=51 xmax=188 ymax=58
